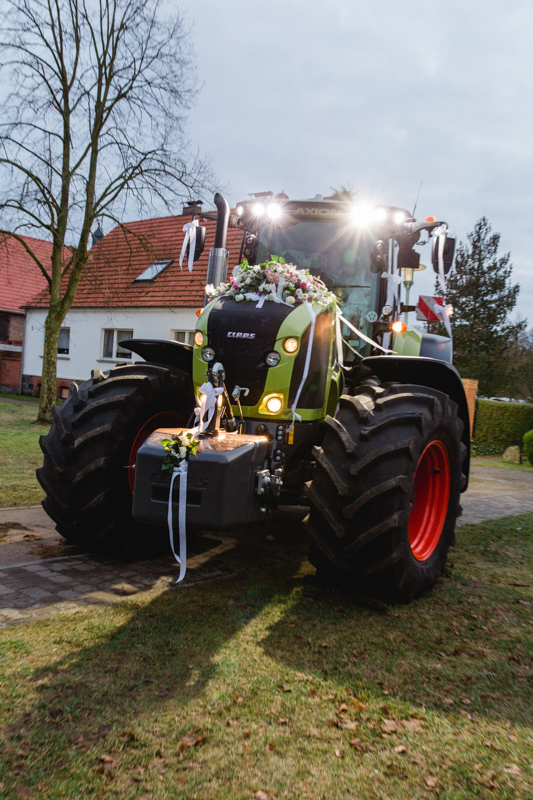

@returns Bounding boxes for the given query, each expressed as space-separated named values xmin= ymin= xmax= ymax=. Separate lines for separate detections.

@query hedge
xmin=473 ymin=399 xmax=533 ymax=453
xmin=524 ymin=430 xmax=533 ymax=466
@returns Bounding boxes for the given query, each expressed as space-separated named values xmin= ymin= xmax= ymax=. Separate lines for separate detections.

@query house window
xmin=134 ymin=260 xmax=173 ymax=282
xmin=102 ymin=328 xmax=133 ymax=359
xmin=0 ymin=313 xmax=9 ymax=341
xmin=57 ymin=327 xmax=70 ymax=355
xmin=171 ymin=330 xmax=194 ymax=345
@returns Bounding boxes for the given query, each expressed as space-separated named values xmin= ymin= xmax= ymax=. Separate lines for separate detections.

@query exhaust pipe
xmin=205 ymin=193 xmax=230 ymax=304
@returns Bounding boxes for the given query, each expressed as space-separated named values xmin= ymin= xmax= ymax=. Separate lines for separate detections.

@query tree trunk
xmin=37 ymin=311 xmax=62 ymax=424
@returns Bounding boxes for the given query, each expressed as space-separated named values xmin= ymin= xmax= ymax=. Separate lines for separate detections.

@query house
xmin=22 ymin=210 xmax=245 ymax=396
xmin=0 ymin=234 xmax=53 ymax=392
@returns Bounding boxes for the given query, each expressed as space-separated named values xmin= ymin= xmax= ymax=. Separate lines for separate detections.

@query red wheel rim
xmin=408 ymin=440 xmax=450 ymax=562
xmin=128 ymin=411 xmax=185 ymax=493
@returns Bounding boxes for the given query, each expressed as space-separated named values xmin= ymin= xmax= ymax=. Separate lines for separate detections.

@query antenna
xmin=412 ymin=181 xmax=423 ymax=218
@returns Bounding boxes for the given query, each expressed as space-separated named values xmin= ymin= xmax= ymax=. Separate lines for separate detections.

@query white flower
xmin=178 ymin=446 xmax=187 ymax=460
xmin=235 ymin=293 xmax=244 ymax=302
xmin=286 ymin=295 xmax=295 ymax=305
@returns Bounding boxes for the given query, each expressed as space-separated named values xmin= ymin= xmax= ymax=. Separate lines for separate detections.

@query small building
xmin=22 ymin=212 xmax=244 ymax=397
xmin=0 ymin=234 xmax=53 ymax=392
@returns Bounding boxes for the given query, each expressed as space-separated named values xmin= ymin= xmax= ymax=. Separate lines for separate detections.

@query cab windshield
xmin=256 ymin=219 xmax=382 ymax=356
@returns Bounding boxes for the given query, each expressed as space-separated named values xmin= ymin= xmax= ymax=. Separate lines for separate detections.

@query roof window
xmin=134 ymin=259 xmax=173 ymax=282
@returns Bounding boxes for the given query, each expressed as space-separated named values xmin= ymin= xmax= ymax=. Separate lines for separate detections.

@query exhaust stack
xmin=204 ymin=193 xmax=230 ymax=304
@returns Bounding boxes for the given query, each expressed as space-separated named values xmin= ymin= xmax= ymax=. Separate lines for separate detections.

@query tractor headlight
xmin=194 ymin=331 xmax=204 ymax=347
xmin=265 ymin=395 xmax=283 ymax=414
xmin=201 ymin=347 xmax=215 ymax=362
xmin=283 ymin=337 xmax=298 ymax=354
xmin=265 ymin=351 xmax=280 ymax=367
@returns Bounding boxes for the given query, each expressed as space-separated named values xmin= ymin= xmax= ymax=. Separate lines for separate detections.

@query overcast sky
xmin=184 ymin=0 xmax=532 ymax=324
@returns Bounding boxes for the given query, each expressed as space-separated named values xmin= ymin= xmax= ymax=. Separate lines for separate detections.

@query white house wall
xmin=23 ymin=307 xmax=199 ymax=381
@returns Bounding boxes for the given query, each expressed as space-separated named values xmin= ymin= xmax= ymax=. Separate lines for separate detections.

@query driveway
xmin=1 ymin=461 xmax=532 ymax=628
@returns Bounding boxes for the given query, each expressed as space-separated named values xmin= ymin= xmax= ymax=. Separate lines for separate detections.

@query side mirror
xmin=243 ymin=233 xmax=259 ymax=263
xmin=398 ymin=243 xmax=420 ymax=272
xmin=431 ymin=232 xmax=455 ymax=275
xmin=186 ymin=225 xmax=206 ymax=262
xmin=370 ymin=240 xmax=388 ymax=273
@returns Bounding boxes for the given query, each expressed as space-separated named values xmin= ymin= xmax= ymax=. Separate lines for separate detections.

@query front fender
xmin=363 ymin=355 xmax=470 ymax=489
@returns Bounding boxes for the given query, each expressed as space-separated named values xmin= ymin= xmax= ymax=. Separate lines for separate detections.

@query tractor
xmin=38 ymin=192 xmax=469 ymax=601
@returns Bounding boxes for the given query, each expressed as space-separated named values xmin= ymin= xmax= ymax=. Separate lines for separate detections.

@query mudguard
xmin=362 ymin=355 xmax=470 ymax=489
xmin=119 ymin=339 xmax=193 ymax=375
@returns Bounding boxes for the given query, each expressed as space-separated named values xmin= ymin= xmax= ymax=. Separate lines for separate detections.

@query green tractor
xmin=38 ymin=192 xmax=469 ymax=601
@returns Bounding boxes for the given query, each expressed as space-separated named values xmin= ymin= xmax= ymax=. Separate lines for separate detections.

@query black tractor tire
xmin=37 ymin=362 xmax=196 ymax=554
xmin=305 ymin=382 xmax=466 ymax=601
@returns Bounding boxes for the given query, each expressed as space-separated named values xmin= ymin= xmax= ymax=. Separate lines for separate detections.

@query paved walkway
xmin=0 ymin=462 xmax=532 ymax=629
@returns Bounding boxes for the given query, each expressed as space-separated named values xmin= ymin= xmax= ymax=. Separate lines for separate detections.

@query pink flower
xmin=300 ymin=281 xmax=307 ymax=289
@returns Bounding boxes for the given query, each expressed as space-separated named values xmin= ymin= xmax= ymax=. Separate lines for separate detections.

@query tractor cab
xmin=234 ymin=197 xmax=415 ymax=359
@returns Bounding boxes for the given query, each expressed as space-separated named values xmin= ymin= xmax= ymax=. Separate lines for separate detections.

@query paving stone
xmin=41 ymin=573 xmax=71 ymax=584
xmin=21 ymin=586 xmax=54 ymax=600
xmin=55 ymin=589 xmax=82 ymax=601
xmin=0 ymin=583 xmax=16 ymax=595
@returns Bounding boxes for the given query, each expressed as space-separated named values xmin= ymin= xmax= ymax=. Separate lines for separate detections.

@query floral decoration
xmin=160 ymin=432 xmax=200 ymax=472
xmin=206 ymin=257 xmax=338 ymax=307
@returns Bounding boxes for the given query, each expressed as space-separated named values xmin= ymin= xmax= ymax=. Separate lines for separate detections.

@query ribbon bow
xmin=194 ymin=381 xmax=224 ymax=432
xmin=179 ymin=219 xmax=199 ymax=273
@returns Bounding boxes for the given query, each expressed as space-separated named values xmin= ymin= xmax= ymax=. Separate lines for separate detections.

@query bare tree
xmin=0 ymin=0 xmax=212 ymax=423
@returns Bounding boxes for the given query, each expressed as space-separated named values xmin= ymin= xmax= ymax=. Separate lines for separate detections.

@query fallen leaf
xmin=338 ymin=703 xmax=348 ymax=713
xmin=99 ymin=754 xmax=117 ymax=766
xmin=349 ymin=737 xmax=364 ymax=752
xmin=484 ymin=740 xmax=503 ymax=751
xmin=255 ymin=792 xmax=269 ymax=800
xmin=334 ymin=747 xmax=342 ymax=758
xmin=234 ymin=694 xmax=243 ymax=703
xmin=395 ymin=745 xmax=407 ymax=754
xmin=227 ymin=720 xmax=240 ymax=727
xmin=508 ymin=734 xmax=518 ymax=743
xmin=423 ymin=774 xmax=438 ymax=788
xmin=443 ymin=697 xmax=454 ymax=706
xmin=337 ymin=718 xmax=358 ymax=731
xmin=381 ymin=719 xmax=399 ymax=734
xmin=350 ymin=699 xmax=366 ymax=712
xmin=178 ymin=731 xmax=205 ymax=750
xmin=308 ymin=727 xmax=321 ymax=737
xmin=242 ymin=745 xmax=253 ymax=754
xmin=504 ymin=764 xmax=521 ymax=776
xmin=277 ymin=717 xmax=289 ymax=725
xmin=243 ymin=731 xmax=251 ymax=739
xmin=176 ymin=776 xmax=188 ymax=784
xmin=460 ymin=697 xmax=472 ymax=706
xmin=265 ymin=743 xmax=275 ymax=752
xmin=401 ymin=718 xmax=424 ymax=732
xmin=120 ymin=731 xmax=136 ymax=743
xmin=282 ymin=684 xmax=292 ymax=693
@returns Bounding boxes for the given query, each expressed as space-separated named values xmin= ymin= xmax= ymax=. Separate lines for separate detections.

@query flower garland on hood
xmin=206 ymin=257 xmax=338 ymax=308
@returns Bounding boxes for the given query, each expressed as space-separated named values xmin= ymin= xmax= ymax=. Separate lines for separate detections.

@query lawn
xmin=0 ymin=514 xmax=532 ymax=799
xmin=0 ymin=400 xmax=46 ymax=507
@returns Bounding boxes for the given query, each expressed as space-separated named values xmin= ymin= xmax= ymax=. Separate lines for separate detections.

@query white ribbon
xmin=381 ymin=272 xmax=402 ymax=307
xmin=433 ymin=302 xmax=454 ymax=340
xmin=179 ymin=219 xmax=199 ymax=273
xmin=168 ymin=461 xmax=188 ymax=583
xmin=335 ymin=309 xmax=344 ymax=367
xmin=289 ymin=299 xmax=316 ymax=428
xmin=338 ymin=313 xmax=394 ymax=354
xmin=194 ymin=381 xmax=224 ymax=431
xmin=166 ymin=380 xmax=223 ymax=583
xmin=433 ymin=226 xmax=448 ymax=293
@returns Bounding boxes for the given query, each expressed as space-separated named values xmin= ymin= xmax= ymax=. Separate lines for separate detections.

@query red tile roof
xmin=27 ymin=213 xmax=245 ymax=309
xmin=0 ymin=234 xmax=54 ymax=314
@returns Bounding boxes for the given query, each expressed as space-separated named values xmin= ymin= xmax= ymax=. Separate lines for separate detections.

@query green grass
xmin=0 ymin=400 xmax=46 ymax=507
xmin=0 ymin=391 xmax=40 ymax=403
xmin=0 ymin=515 xmax=532 ymax=799
xmin=471 ymin=456 xmax=533 ymax=473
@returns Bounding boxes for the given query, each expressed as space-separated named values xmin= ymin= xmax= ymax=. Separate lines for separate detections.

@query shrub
xmin=470 ymin=440 xmax=502 ymax=457
xmin=473 ymin=400 xmax=533 ymax=453
xmin=523 ymin=430 xmax=533 ymax=466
